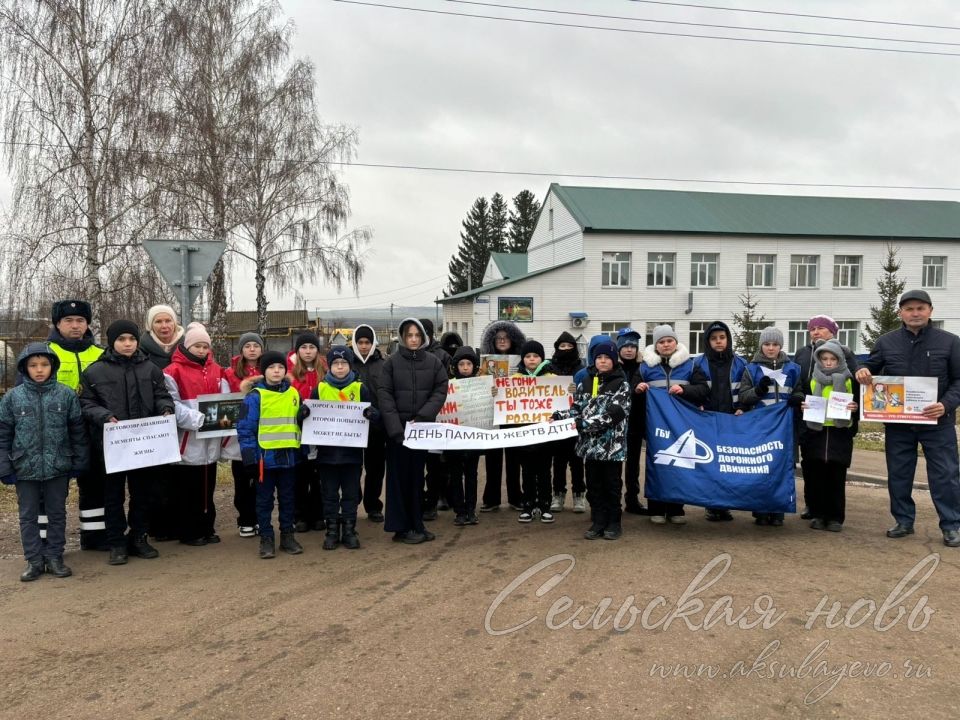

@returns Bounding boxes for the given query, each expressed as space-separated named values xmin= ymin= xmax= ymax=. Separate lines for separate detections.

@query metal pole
xmin=178 ymin=244 xmax=192 ymax=325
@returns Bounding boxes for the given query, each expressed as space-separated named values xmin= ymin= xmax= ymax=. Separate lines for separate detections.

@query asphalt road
xmin=1 ymin=480 xmax=958 ymax=720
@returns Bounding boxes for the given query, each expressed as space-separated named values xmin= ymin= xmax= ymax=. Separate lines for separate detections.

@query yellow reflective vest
xmin=316 ymin=381 xmax=362 ymax=403
xmin=50 ymin=342 xmax=104 ymax=391
xmin=256 ymin=386 xmax=301 ymax=449
xmin=810 ymin=378 xmax=854 ymax=427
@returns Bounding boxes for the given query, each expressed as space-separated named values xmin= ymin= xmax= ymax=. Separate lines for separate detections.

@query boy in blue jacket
xmin=237 ymin=351 xmax=305 ymax=559
xmin=306 ymin=346 xmax=379 ymax=550
xmin=0 ymin=343 xmax=89 ymax=581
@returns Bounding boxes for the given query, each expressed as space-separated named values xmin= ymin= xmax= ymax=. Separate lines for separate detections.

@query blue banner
xmin=644 ymin=389 xmax=796 ymax=513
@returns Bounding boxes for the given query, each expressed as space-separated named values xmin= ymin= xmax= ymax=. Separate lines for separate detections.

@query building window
xmin=644 ymin=320 xmax=676 ymax=347
xmin=647 ymin=253 xmax=675 ymax=287
xmin=688 ymin=321 xmax=709 ymax=355
xmin=788 ymin=321 xmax=808 ymax=355
xmin=746 ymin=254 xmax=776 ymax=288
xmin=790 ymin=255 xmax=819 ymax=288
xmin=930 ymin=320 xmax=944 ymax=329
xmin=836 ymin=321 xmax=859 ymax=353
xmin=690 ymin=253 xmax=718 ymax=288
xmin=833 ymin=255 xmax=862 ymax=288
xmin=601 ymin=252 xmax=631 ymax=288
xmin=548 ymin=208 xmax=554 ymax=231
xmin=600 ymin=321 xmax=631 ymax=339
xmin=922 ymin=256 xmax=946 ymax=288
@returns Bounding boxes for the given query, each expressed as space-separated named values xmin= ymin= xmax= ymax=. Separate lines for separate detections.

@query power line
xmin=447 ymin=0 xmax=960 ymax=48
xmin=3 ymin=138 xmax=960 ymax=193
xmin=304 ymin=273 xmax=447 ymax=301
xmin=331 ymin=0 xmax=960 ymax=57
xmin=622 ymin=0 xmax=960 ymax=33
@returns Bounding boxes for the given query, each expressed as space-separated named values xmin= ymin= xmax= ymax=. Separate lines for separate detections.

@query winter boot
xmin=20 ymin=559 xmax=45 ymax=582
xmin=259 ymin=536 xmax=276 ymax=559
xmin=279 ymin=532 xmax=303 ymax=555
xmin=550 ymin=492 xmax=565 ymax=512
xmin=584 ymin=509 xmax=605 ymax=540
xmin=323 ymin=518 xmax=340 ymax=550
xmin=45 ymin=556 xmax=72 ymax=578
xmin=108 ymin=546 xmax=128 ymax=565
xmin=128 ymin=534 xmax=159 ymax=559
xmin=603 ymin=511 xmax=623 ymax=540
xmin=341 ymin=519 xmax=360 ymax=550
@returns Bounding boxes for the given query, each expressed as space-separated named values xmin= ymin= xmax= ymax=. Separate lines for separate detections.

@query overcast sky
xmin=4 ymin=0 xmax=960 ymax=314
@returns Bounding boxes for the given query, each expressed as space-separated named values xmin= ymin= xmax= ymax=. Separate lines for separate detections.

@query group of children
xmin=0 ymin=304 xmax=860 ymax=581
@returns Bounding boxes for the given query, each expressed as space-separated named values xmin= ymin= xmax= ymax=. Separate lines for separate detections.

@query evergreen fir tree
xmin=861 ymin=244 xmax=905 ymax=351
xmin=732 ymin=290 xmax=767 ymax=358
xmin=445 ymin=196 xmax=491 ymax=295
xmin=507 ymin=189 xmax=540 ymax=253
xmin=488 ymin=192 xmax=508 ymax=253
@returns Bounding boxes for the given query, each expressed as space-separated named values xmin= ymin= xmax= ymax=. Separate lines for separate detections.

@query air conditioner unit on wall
xmin=570 ymin=312 xmax=589 ymax=329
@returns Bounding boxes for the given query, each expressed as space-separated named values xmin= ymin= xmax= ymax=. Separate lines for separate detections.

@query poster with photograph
xmin=860 ymin=376 xmax=938 ymax=425
xmin=480 ymin=354 xmax=520 ymax=378
xmin=196 ymin=392 xmax=246 ymax=437
xmin=497 ymin=297 xmax=533 ymax=322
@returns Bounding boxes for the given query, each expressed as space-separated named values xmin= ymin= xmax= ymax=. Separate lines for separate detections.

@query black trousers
xmin=231 ymin=460 xmax=257 ymax=528
xmin=295 ymin=459 xmax=324 ymax=525
xmin=361 ymin=425 xmax=387 ymax=514
xmin=423 ymin=452 xmax=449 ymax=510
xmin=586 ymin=460 xmax=623 ymax=526
xmin=482 ymin=447 xmax=522 ymax=507
xmin=804 ymin=457 xmax=848 ymax=524
xmin=148 ymin=463 xmax=178 ymax=539
xmin=78 ymin=463 xmax=107 ymax=549
xmin=384 ymin=440 xmax=427 ymax=534
xmin=623 ymin=429 xmax=643 ymax=507
xmin=552 ymin=437 xmax=585 ymax=494
xmin=447 ymin=450 xmax=480 ymax=514
xmin=320 ymin=462 xmax=362 ymax=522
xmin=104 ymin=467 xmax=151 ymax=548
xmin=519 ymin=444 xmax=552 ymax=512
xmin=176 ymin=462 xmax=217 ymax=542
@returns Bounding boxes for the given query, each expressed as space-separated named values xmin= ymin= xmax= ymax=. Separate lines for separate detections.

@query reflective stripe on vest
xmin=49 ymin=342 xmax=103 ymax=391
xmin=256 ymin=387 xmax=301 ymax=449
xmin=316 ymin=381 xmax=363 ymax=403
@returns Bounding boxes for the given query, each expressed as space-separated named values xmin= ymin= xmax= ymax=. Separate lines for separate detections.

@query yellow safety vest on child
xmin=316 ymin=381 xmax=363 ymax=403
xmin=256 ymin=386 xmax=301 ymax=449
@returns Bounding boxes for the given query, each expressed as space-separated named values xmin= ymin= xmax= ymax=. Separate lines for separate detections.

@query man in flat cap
xmin=856 ymin=290 xmax=960 ymax=547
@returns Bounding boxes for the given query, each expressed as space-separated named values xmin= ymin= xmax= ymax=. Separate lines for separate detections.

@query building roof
xmin=490 ymin=252 xmax=527 ymax=278
xmin=438 ymin=258 xmax=584 ymax=303
xmin=225 ymin=310 xmax=309 ymax=334
xmin=550 ymin=184 xmax=960 ymax=239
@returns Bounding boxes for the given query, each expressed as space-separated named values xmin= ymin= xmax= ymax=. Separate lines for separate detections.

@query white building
xmin=438 ymin=184 xmax=960 ymax=356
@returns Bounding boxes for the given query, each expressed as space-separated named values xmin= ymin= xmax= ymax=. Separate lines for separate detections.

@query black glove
xmin=241 ymin=448 xmax=259 ymax=468
xmin=756 ymin=377 xmax=773 ymax=394
xmin=362 ymin=406 xmax=376 ymax=420
xmin=551 ymin=411 xmax=564 ymax=421
xmin=297 ymin=403 xmax=311 ymax=423
xmin=1 ymin=474 xmax=16 ymax=485
xmin=787 ymin=394 xmax=804 ymax=408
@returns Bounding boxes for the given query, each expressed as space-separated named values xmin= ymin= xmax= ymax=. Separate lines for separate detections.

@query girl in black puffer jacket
xmin=378 ymin=318 xmax=448 ymax=544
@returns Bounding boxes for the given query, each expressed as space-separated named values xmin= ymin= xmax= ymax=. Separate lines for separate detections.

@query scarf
xmin=323 ymin=369 xmax=357 ymax=389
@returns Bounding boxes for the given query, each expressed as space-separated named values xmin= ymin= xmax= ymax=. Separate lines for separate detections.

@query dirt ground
xmin=1 ymin=476 xmax=959 ymax=720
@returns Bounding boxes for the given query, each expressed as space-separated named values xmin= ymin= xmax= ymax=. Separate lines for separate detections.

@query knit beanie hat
xmin=615 ymin=327 xmax=641 ymax=349
xmin=52 ymin=299 xmax=92 ymax=324
xmin=593 ymin=340 xmax=619 ymax=364
xmin=520 ymin=340 xmax=545 ymax=360
xmin=758 ymin=326 xmax=783 ymax=347
xmin=354 ymin=325 xmax=375 ymax=343
xmin=294 ymin=332 xmax=320 ymax=351
xmin=259 ymin=350 xmax=287 ymax=375
xmin=807 ymin=315 xmax=839 ymax=336
xmin=147 ymin=304 xmax=178 ymax=329
xmin=107 ymin=320 xmax=140 ymax=348
xmin=652 ymin=325 xmax=677 ymax=345
xmin=238 ymin=332 xmax=264 ymax=350
xmin=184 ymin=322 xmax=212 ymax=349
xmin=327 ymin=345 xmax=355 ymax=366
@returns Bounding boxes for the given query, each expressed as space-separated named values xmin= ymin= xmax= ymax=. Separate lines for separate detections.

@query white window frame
xmin=746 ymin=253 xmax=776 ymax=288
xmin=787 ymin=321 xmax=808 ymax=355
xmin=836 ymin=321 xmax=859 ymax=353
xmin=790 ymin=255 xmax=819 ymax=288
xmin=833 ymin=255 xmax=862 ymax=289
xmin=922 ymin=256 xmax=946 ymax=288
xmin=601 ymin=252 xmax=631 ymax=288
xmin=688 ymin=321 xmax=709 ymax=355
xmin=690 ymin=253 xmax=718 ymax=288
xmin=644 ymin=320 xmax=676 ymax=348
xmin=647 ymin=253 xmax=675 ymax=288
xmin=600 ymin=321 xmax=631 ymax=339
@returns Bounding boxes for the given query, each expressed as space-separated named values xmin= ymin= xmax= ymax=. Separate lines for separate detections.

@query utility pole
xmin=390 ymin=302 xmax=395 ymax=330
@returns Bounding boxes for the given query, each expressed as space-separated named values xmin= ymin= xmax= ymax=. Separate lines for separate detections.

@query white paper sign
xmin=860 ymin=376 xmax=938 ymax=425
xmin=436 ymin=376 xmax=495 ymax=428
xmin=759 ymin=365 xmax=788 ymax=387
xmin=802 ymin=395 xmax=826 ymax=424
xmin=302 ymin=400 xmax=370 ymax=447
xmin=103 ymin=415 xmax=181 ymax=474
xmin=826 ymin=391 xmax=854 ymax=421
xmin=402 ymin=419 xmax=578 ymax=451
xmin=493 ymin=375 xmax=574 ymax=425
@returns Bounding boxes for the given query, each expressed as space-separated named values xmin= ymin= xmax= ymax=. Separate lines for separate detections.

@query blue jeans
xmin=320 ymin=463 xmax=362 ymax=522
xmin=17 ymin=477 xmax=70 ymax=561
xmin=256 ymin=466 xmax=296 ymax=539
xmin=885 ymin=423 xmax=960 ymax=531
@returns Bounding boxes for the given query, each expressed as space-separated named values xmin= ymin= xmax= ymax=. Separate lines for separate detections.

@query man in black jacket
xmin=856 ymin=290 xmax=960 ymax=547
xmin=793 ymin=315 xmax=858 ymax=519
